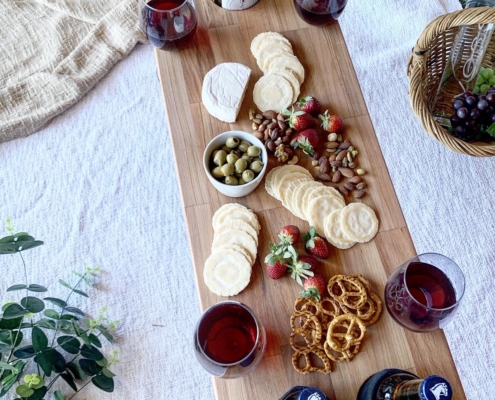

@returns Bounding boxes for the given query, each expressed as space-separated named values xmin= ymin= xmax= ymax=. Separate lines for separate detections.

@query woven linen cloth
xmin=0 ymin=0 xmax=144 ymax=142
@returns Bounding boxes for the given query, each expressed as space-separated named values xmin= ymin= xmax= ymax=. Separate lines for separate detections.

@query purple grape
xmin=450 ymin=115 xmax=461 ymax=127
xmin=486 ymin=92 xmax=495 ymax=104
xmin=454 ymin=126 xmax=466 ymax=136
xmin=477 ymin=99 xmax=489 ymax=111
xmin=465 ymin=96 xmax=477 ymax=107
xmin=470 ymin=109 xmax=481 ymax=119
xmin=488 ymin=113 xmax=495 ymax=124
xmin=463 ymin=91 xmax=474 ymax=97
xmin=457 ymin=107 xmax=468 ymax=119
xmin=453 ymin=99 xmax=465 ymax=110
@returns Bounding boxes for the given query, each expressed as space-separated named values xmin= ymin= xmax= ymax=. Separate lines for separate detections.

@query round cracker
xmin=264 ymin=166 xmax=282 ymax=197
xmin=253 ymin=73 xmax=294 ymax=113
xmin=339 ymin=203 xmax=379 ymax=243
xmin=323 ymin=209 xmax=356 ymax=250
xmin=212 ymin=229 xmax=258 ymax=265
xmin=266 ymin=53 xmax=305 ymax=84
xmin=270 ymin=67 xmax=300 ymax=105
xmin=212 ymin=203 xmax=247 ymax=228
xmin=301 ymin=185 xmax=343 ymax=221
xmin=212 ymin=205 xmax=260 ymax=234
xmin=290 ymin=180 xmax=323 ymax=219
xmin=215 ymin=218 xmax=259 ymax=246
xmin=250 ymin=32 xmax=292 ymax=59
xmin=278 ymin=173 xmax=313 ymax=209
xmin=257 ymin=43 xmax=294 ymax=72
xmin=203 ymin=249 xmax=251 ymax=296
xmin=306 ymin=195 xmax=346 ymax=237
xmin=270 ymin=165 xmax=312 ymax=200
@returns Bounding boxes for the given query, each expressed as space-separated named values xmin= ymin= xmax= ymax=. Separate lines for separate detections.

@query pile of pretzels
xmin=290 ymin=274 xmax=382 ymax=374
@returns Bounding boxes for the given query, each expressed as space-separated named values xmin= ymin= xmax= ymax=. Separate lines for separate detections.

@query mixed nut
xmin=209 ymin=136 xmax=264 ymax=186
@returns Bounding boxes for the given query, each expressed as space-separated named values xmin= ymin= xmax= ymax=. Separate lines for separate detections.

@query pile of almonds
xmin=249 ymin=109 xmax=297 ymax=164
xmin=312 ymin=134 xmax=367 ymax=199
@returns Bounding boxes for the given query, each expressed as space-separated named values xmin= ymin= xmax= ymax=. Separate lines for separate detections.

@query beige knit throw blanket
xmin=0 ymin=0 xmax=145 ymax=142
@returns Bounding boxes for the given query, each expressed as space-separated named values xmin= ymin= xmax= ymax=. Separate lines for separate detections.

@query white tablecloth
xmin=0 ymin=0 xmax=492 ymax=399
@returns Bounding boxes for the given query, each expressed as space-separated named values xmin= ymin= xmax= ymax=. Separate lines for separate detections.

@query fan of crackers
xmin=290 ymin=274 xmax=382 ymax=374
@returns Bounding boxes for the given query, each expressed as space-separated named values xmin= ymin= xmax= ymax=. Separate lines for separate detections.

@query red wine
xmin=198 ymin=303 xmax=257 ymax=364
xmin=293 ymin=0 xmax=347 ymax=26
xmin=140 ymin=0 xmax=197 ymax=50
xmin=406 ymin=262 xmax=456 ymax=309
xmin=385 ymin=262 xmax=458 ymax=332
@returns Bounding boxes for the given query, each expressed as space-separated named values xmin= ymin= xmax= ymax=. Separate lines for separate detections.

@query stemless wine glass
xmin=193 ymin=301 xmax=266 ymax=379
xmin=384 ymin=253 xmax=465 ymax=332
xmin=293 ymin=0 xmax=348 ymax=26
xmin=138 ymin=0 xmax=198 ymax=51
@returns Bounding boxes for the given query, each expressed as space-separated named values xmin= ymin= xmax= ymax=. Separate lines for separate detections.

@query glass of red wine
xmin=138 ymin=0 xmax=197 ymax=51
xmin=194 ymin=301 xmax=266 ymax=378
xmin=293 ymin=0 xmax=348 ymax=26
xmin=384 ymin=253 xmax=465 ymax=332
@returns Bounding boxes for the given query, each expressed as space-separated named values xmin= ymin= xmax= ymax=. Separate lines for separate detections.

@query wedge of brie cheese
xmin=202 ymin=63 xmax=251 ymax=123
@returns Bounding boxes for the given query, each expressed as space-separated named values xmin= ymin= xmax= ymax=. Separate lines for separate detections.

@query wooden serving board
xmin=154 ymin=0 xmax=465 ymax=399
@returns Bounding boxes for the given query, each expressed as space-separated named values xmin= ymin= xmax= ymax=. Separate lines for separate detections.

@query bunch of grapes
xmin=450 ymin=88 xmax=495 ymax=142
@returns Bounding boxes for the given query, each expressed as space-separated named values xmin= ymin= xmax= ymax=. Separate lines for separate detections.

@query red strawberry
xmin=278 ymin=225 xmax=300 ymax=246
xmin=264 ymin=250 xmax=288 ymax=280
xmin=303 ymin=227 xmax=330 ymax=259
xmin=292 ymin=129 xmax=320 ymax=156
xmin=297 ymin=96 xmax=321 ymax=116
xmin=319 ymin=110 xmax=345 ymax=134
xmin=297 ymin=254 xmax=320 ymax=271
xmin=300 ymin=273 xmax=326 ymax=300
xmin=286 ymin=245 xmax=313 ymax=285
xmin=283 ymin=108 xmax=316 ymax=131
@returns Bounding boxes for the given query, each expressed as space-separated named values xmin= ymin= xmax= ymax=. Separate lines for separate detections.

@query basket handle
xmin=407 ymin=6 xmax=495 ymax=75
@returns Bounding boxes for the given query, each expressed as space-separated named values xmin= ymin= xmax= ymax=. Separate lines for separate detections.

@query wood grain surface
xmin=154 ymin=0 xmax=466 ymax=399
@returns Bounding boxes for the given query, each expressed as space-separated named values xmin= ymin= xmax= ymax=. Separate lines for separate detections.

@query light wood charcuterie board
xmin=154 ymin=0 xmax=465 ymax=398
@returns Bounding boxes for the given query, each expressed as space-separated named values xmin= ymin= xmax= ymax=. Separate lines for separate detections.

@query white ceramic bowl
xmin=203 ymin=130 xmax=268 ymax=198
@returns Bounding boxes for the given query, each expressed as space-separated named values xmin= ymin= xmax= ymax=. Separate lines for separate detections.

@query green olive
xmin=230 ymin=150 xmax=241 ymax=157
xmin=212 ymin=149 xmax=220 ymax=158
xmin=238 ymin=177 xmax=246 ymax=185
xmin=242 ymin=169 xmax=255 ymax=183
xmin=221 ymin=163 xmax=235 ymax=177
xmin=238 ymin=140 xmax=251 ymax=153
xmin=225 ymin=176 xmax=239 ymax=185
xmin=235 ymin=158 xmax=248 ymax=174
xmin=226 ymin=136 xmax=240 ymax=149
xmin=250 ymin=160 xmax=264 ymax=173
xmin=213 ymin=149 xmax=227 ymax=166
xmin=241 ymin=154 xmax=252 ymax=162
xmin=221 ymin=145 xmax=231 ymax=153
xmin=246 ymin=145 xmax=261 ymax=157
xmin=235 ymin=172 xmax=243 ymax=178
xmin=251 ymin=156 xmax=261 ymax=163
xmin=226 ymin=153 xmax=239 ymax=165
xmin=211 ymin=166 xmax=224 ymax=179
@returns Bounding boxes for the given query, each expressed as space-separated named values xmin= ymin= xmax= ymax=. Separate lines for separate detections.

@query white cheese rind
xmin=202 ymin=62 xmax=251 ymax=123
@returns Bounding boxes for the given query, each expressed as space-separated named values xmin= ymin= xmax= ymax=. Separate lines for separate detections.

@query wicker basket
xmin=408 ymin=7 xmax=495 ymax=156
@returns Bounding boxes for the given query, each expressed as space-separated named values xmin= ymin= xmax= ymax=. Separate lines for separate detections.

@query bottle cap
xmin=421 ymin=375 xmax=452 ymax=400
xmin=298 ymin=387 xmax=328 ymax=400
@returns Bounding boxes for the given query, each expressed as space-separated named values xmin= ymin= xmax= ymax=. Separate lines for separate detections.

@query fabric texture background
xmin=0 ymin=0 xmax=144 ymax=142
xmin=0 ymin=0 xmax=493 ymax=399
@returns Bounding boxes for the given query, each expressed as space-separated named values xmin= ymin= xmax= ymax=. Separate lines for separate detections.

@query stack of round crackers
xmin=290 ymin=274 xmax=382 ymax=374
xmin=250 ymin=32 xmax=305 ymax=113
xmin=264 ymin=165 xmax=379 ymax=249
xmin=203 ymin=203 xmax=260 ymax=297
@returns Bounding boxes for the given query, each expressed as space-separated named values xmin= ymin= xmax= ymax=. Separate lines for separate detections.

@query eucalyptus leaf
xmin=88 ymin=334 xmax=102 ymax=348
xmin=35 ymin=349 xmax=66 ymax=376
xmin=95 ymin=358 xmax=108 ymax=367
xmin=102 ymin=367 xmax=116 ymax=378
xmin=21 ymin=297 xmax=45 ymax=313
xmin=57 ymin=336 xmax=80 ymax=354
xmin=61 ymin=372 xmax=77 ymax=391
xmin=66 ymin=362 xmax=86 ymax=381
xmin=79 ymin=333 xmax=92 ymax=346
xmin=58 ymin=279 xmax=72 ymax=290
xmin=17 ymin=240 xmax=44 ymax=252
xmin=79 ymin=359 xmax=102 ymax=376
xmin=72 ymin=289 xmax=89 ymax=298
xmin=26 ymin=386 xmax=47 ymax=400
xmin=0 ymin=243 xmax=20 ymax=254
xmin=0 ymin=361 xmax=16 ymax=371
xmin=0 ymin=316 xmax=23 ymax=330
xmin=16 ymin=384 xmax=34 ymax=398
xmin=13 ymin=345 xmax=35 ymax=359
xmin=2 ymin=304 xmax=29 ymax=319
xmin=80 ymin=344 xmax=103 ymax=361
xmin=44 ymin=298 xmax=67 ymax=308
xmin=95 ymin=326 xmax=113 ymax=343
xmin=6 ymin=284 xmax=27 ymax=292
xmin=0 ymin=330 xmax=24 ymax=347
xmin=36 ymin=319 xmax=57 ymax=330
xmin=11 ymin=235 xmax=34 ymax=242
xmin=44 ymin=309 xmax=59 ymax=320
xmin=60 ymin=314 xmax=79 ymax=321
xmin=27 ymin=285 xmax=48 ymax=293
xmin=32 ymin=327 xmax=48 ymax=352
xmin=53 ymin=390 xmax=64 ymax=400
xmin=64 ymin=307 xmax=85 ymax=317
xmin=92 ymin=374 xmax=114 ymax=392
